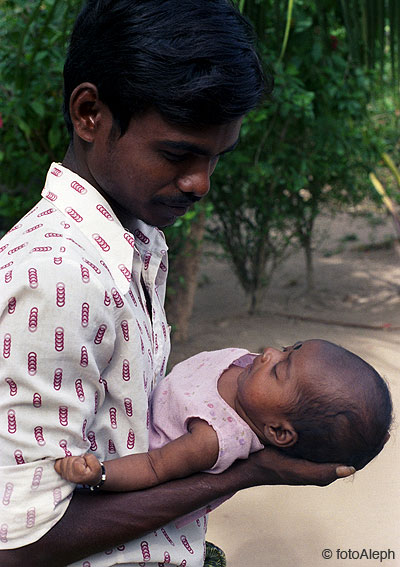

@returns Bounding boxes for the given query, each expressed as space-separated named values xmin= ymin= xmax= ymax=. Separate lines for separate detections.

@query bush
xmin=210 ymin=2 xmax=379 ymax=306
xmin=0 ymin=0 xmax=82 ymax=234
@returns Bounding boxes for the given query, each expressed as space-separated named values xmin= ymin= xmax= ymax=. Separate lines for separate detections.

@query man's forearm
xmin=0 ymin=448 xmax=349 ymax=567
xmin=0 ymin=460 xmax=252 ymax=567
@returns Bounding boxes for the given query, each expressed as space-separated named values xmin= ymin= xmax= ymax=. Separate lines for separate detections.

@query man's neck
xmin=62 ymin=144 xmax=137 ymax=232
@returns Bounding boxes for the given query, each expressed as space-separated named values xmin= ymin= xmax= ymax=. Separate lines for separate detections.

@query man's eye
xmin=162 ymin=151 xmax=187 ymax=162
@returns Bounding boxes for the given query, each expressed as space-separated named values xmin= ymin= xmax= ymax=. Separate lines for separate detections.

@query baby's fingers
xmin=71 ymin=456 xmax=91 ymax=476
xmin=83 ymin=453 xmax=102 ymax=473
xmin=54 ymin=456 xmax=88 ymax=482
xmin=54 ymin=458 xmax=63 ymax=475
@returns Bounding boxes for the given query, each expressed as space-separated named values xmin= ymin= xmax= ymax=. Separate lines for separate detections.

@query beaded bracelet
xmin=89 ymin=462 xmax=106 ymax=491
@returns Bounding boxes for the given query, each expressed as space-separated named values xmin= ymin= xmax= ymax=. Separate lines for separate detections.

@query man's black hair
xmin=63 ymin=0 xmax=270 ymax=136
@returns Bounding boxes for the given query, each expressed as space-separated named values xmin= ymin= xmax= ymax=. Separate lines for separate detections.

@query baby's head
xmin=237 ymin=339 xmax=392 ymax=470
xmin=281 ymin=340 xmax=392 ymax=469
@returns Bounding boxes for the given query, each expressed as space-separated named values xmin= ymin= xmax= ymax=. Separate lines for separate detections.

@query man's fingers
xmin=251 ymin=447 xmax=358 ymax=487
xmin=336 ymin=465 xmax=356 ymax=478
xmin=309 ymin=463 xmax=356 ymax=486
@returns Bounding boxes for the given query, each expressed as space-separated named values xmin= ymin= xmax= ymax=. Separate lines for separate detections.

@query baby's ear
xmin=264 ymin=420 xmax=298 ymax=448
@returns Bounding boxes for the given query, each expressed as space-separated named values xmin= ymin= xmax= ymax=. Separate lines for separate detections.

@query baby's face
xmin=235 ymin=340 xmax=325 ymax=443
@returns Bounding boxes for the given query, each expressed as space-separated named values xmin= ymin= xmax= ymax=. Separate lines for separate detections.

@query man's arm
xmin=0 ymin=447 xmax=354 ymax=567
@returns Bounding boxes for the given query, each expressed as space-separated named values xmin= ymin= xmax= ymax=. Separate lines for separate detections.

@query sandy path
xmin=169 ymin=212 xmax=400 ymax=566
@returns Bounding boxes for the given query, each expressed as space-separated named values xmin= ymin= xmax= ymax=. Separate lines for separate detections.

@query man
xmin=0 ymin=1 xmax=354 ymax=565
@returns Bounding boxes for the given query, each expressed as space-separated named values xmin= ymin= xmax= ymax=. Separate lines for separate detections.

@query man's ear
xmin=264 ymin=420 xmax=298 ymax=448
xmin=69 ymin=82 xmax=107 ymax=143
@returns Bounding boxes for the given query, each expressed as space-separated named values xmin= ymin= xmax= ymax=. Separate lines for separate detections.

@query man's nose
xmin=176 ymin=160 xmax=216 ymax=198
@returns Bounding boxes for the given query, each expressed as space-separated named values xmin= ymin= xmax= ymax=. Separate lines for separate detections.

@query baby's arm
xmin=55 ymin=418 xmax=219 ymax=491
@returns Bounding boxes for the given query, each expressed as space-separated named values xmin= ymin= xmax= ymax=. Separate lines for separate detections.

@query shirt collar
xmin=42 ymin=163 xmax=167 ymax=294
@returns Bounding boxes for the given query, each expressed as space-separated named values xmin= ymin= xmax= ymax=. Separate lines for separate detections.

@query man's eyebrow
xmin=159 ymin=138 xmax=239 ymax=157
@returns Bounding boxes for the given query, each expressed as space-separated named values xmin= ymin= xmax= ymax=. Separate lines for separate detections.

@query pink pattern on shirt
xmin=0 ymin=164 xmax=202 ymax=567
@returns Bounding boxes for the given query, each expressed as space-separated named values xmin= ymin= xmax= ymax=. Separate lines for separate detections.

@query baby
xmin=55 ymin=339 xmax=392 ymax=497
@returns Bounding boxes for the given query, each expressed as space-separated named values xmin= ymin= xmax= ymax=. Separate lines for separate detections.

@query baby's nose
xmin=262 ymin=347 xmax=285 ymax=361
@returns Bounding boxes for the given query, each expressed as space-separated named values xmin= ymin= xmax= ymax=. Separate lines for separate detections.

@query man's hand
xmin=1 ymin=446 xmax=355 ymax=567
xmin=246 ymin=446 xmax=355 ymax=487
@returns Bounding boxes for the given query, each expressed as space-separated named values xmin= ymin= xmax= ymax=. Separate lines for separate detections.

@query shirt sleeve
xmin=0 ymin=254 xmax=116 ymax=548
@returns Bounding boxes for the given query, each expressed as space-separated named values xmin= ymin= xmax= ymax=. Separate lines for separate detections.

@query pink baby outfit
xmin=149 ymin=348 xmax=264 ymax=526
xmin=150 ymin=348 xmax=264 ymax=470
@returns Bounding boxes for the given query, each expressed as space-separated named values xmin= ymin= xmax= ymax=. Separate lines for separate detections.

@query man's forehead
xmin=158 ymin=138 xmax=240 ymax=158
xmin=129 ymin=109 xmax=243 ymax=154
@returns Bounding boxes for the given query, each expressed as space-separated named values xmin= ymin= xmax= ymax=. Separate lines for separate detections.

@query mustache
xmin=154 ymin=195 xmax=201 ymax=207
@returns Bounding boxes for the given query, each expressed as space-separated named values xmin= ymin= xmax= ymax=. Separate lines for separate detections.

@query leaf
xmin=48 ymin=124 xmax=61 ymax=148
xmin=16 ymin=117 xmax=31 ymax=137
xmin=31 ymin=100 xmax=45 ymax=118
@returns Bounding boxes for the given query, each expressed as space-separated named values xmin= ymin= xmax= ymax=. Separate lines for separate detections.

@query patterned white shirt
xmin=0 ymin=164 xmax=207 ymax=566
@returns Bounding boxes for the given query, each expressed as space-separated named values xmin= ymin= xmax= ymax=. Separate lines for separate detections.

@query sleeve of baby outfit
xmin=0 ymin=255 xmax=116 ymax=548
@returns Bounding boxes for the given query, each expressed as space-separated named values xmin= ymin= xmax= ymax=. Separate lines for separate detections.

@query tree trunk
xmin=304 ymin=236 xmax=314 ymax=292
xmin=248 ymin=289 xmax=258 ymax=315
xmin=165 ymin=210 xmax=206 ymax=343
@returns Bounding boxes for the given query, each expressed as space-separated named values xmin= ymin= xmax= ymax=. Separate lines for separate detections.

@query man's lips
xmin=155 ymin=197 xmax=200 ymax=215
xmin=164 ymin=204 xmax=189 ymax=216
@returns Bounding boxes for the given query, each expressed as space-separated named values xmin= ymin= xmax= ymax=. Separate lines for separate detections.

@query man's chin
xmin=156 ymin=218 xmax=179 ymax=229
xmin=147 ymin=204 xmax=191 ymax=228
xmin=137 ymin=213 xmax=178 ymax=230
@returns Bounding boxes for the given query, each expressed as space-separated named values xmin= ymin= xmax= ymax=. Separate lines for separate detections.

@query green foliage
xmin=274 ymin=25 xmax=377 ymax=256
xmin=340 ymin=0 xmax=400 ymax=93
xmin=239 ymin=0 xmax=400 ymax=95
xmin=163 ymin=201 xmax=213 ymax=261
xmin=163 ymin=200 xmax=212 ymax=302
xmin=0 ymin=0 xmax=82 ymax=232
xmin=1 ymin=0 xmax=398 ymax=319
xmin=210 ymin=105 xmax=297 ymax=313
xmin=212 ymin=0 xmax=379 ymax=305
xmin=370 ymin=153 xmax=400 ymax=239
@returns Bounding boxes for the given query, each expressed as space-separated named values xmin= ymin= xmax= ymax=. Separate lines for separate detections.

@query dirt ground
xmin=169 ymin=210 xmax=400 ymax=567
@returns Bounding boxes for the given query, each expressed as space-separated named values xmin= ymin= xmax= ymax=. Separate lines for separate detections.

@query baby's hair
xmin=282 ymin=341 xmax=392 ymax=470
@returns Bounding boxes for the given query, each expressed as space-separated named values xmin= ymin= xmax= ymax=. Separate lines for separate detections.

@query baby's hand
xmin=54 ymin=454 xmax=102 ymax=486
